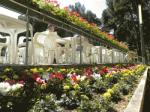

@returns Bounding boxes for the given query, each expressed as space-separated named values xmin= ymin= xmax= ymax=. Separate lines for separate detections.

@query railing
xmin=0 ymin=0 xmax=127 ymax=52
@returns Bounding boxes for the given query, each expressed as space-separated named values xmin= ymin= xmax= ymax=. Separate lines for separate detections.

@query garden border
xmin=124 ymin=67 xmax=150 ymax=112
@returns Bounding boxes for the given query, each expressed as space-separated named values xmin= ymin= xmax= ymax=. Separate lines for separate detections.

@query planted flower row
xmin=17 ymin=0 xmax=128 ymax=50
xmin=0 ymin=64 xmax=146 ymax=111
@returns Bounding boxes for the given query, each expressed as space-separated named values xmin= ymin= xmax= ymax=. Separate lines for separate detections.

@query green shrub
xmin=77 ymin=95 xmax=116 ymax=112
xmin=111 ymin=84 xmax=122 ymax=102
xmin=28 ymin=94 xmax=60 ymax=112
xmin=60 ymin=90 xmax=80 ymax=110
xmin=119 ymin=82 xmax=131 ymax=95
xmin=92 ymin=79 xmax=107 ymax=94
xmin=105 ymin=73 xmax=121 ymax=88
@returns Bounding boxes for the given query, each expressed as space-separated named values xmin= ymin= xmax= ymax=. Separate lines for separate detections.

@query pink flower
xmin=36 ymin=77 xmax=45 ymax=84
xmin=18 ymin=80 xmax=25 ymax=85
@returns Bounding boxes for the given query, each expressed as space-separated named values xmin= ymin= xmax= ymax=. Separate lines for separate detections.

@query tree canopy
xmin=101 ymin=0 xmax=150 ymax=62
xmin=69 ymin=2 xmax=101 ymax=26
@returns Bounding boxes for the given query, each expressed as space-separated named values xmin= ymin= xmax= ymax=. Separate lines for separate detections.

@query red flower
xmin=99 ymin=70 xmax=105 ymax=75
xmin=99 ymin=67 xmax=109 ymax=75
xmin=56 ymin=73 xmax=64 ymax=80
xmin=64 ymin=6 xmax=69 ymax=12
xmin=45 ymin=0 xmax=59 ymax=7
xmin=49 ymin=72 xmax=64 ymax=80
xmin=83 ymin=68 xmax=93 ymax=78
xmin=70 ymin=73 xmax=78 ymax=84
xmin=90 ymin=23 xmax=96 ymax=27
xmin=32 ymin=73 xmax=41 ymax=81
xmin=32 ymin=73 xmax=45 ymax=84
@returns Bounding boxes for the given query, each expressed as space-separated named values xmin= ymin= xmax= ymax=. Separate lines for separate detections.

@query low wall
xmin=0 ymin=63 xmax=132 ymax=71
xmin=124 ymin=67 xmax=149 ymax=112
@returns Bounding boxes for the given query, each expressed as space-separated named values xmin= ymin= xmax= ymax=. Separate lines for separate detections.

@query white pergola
xmin=0 ymin=14 xmax=33 ymax=64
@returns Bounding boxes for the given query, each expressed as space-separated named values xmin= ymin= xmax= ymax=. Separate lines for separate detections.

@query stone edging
xmin=124 ymin=67 xmax=149 ymax=112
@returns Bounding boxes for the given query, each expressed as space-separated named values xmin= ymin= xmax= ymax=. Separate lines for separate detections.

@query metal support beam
xmin=25 ymin=9 xmax=29 ymax=65
xmin=139 ymin=24 xmax=145 ymax=64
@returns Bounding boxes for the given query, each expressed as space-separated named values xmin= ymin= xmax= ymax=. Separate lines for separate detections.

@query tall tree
xmin=102 ymin=0 xmax=141 ymax=52
xmin=102 ymin=0 xmax=150 ymax=63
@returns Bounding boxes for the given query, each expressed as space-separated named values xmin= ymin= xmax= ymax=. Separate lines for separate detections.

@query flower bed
xmin=0 ymin=64 xmax=146 ymax=112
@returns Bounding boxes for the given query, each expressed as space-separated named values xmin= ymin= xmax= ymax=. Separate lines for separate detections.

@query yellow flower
xmin=103 ymin=92 xmax=111 ymax=100
xmin=4 ymin=68 xmax=11 ymax=72
xmin=63 ymin=85 xmax=70 ymax=90
xmin=46 ymin=67 xmax=53 ymax=72
xmin=60 ymin=69 xmax=66 ymax=72
xmin=38 ymin=68 xmax=44 ymax=72
xmin=123 ymin=73 xmax=129 ymax=77
xmin=107 ymin=89 xmax=114 ymax=94
xmin=112 ymin=84 xmax=119 ymax=90
xmin=40 ymin=83 xmax=47 ymax=90
xmin=30 ymin=68 xmax=38 ymax=73
xmin=105 ymin=73 xmax=112 ymax=78
xmin=73 ymin=84 xmax=80 ymax=90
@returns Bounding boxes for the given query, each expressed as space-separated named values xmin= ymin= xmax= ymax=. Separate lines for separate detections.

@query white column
xmin=99 ymin=46 xmax=102 ymax=64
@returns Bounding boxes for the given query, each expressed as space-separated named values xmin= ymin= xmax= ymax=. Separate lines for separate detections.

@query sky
xmin=0 ymin=0 xmax=107 ymax=18
xmin=58 ymin=0 xmax=107 ymax=18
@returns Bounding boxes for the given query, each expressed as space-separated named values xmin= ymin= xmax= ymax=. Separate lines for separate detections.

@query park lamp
xmin=138 ymin=2 xmax=145 ymax=64
xmin=138 ymin=4 xmax=143 ymax=25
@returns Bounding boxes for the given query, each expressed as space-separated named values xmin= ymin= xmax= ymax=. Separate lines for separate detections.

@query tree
xmin=69 ymin=2 xmax=101 ymax=26
xmin=102 ymin=0 xmax=141 ymax=52
xmin=102 ymin=0 xmax=150 ymax=63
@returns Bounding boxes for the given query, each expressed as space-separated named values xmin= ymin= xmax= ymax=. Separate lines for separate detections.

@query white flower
xmin=92 ymin=73 xmax=102 ymax=79
xmin=67 ymin=73 xmax=72 ymax=77
xmin=76 ymin=75 xmax=86 ymax=81
xmin=11 ymin=83 xmax=23 ymax=91
xmin=0 ymin=82 xmax=24 ymax=95
xmin=0 ymin=82 xmax=11 ymax=95
xmin=80 ymin=76 xmax=86 ymax=81
xmin=76 ymin=75 xmax=81 ymax=81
